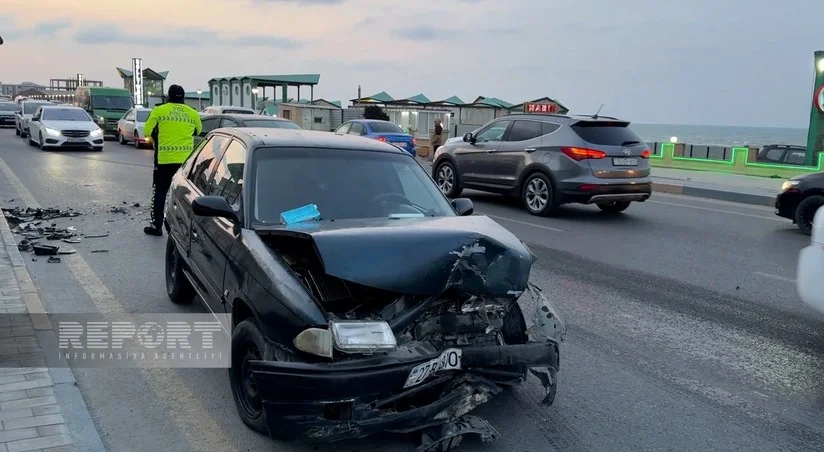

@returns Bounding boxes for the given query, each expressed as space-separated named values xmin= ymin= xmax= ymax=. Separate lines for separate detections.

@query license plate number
xmin=66 ymin=137 xmax=86 ymax=142
xmin=404 ymin=348 xmax=462 ymax=389
xmin=392 ymin=142 xmax=407 ymax=147
xmin=613 ymin=158 xmax=638 ymax=166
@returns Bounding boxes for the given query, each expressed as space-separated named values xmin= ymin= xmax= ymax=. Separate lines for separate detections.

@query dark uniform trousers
xmin=150 ymin=163 xmax=180 ymax=230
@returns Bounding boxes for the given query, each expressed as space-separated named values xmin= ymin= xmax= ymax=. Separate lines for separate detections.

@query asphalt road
xmin=1 ymin=127 xmax=823 ymax=452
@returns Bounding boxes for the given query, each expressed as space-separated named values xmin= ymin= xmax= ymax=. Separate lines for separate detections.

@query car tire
xmin=165 ymin=237 xmax=194 ymax=304
xmin=522 ymin=172 xmax=559 ymax=216
xmin=37 ymin=133 xmax=45 ymax=150
xmin=229 ymin=319 xmax=279 ymax=436
xmin=134 ymin=136 xmax=141 ymax=149
xmin=597 ymin=201 xmax=631 ymax=214
xmin=14 ymin=127 xmax=19 ymax=137
xmin=118 ymin=130 xmax=126 ymax=145
xmin=434 ymin=161 xmax=462 ymax=198
xmin=27 ymin=133 xmax=35 ymax=146
xmin=794 ymin=195 xmax=824 ymax=235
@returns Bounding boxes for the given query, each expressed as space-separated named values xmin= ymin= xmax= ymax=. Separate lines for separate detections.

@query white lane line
xmin=754 ymin=271 xmax=795 ymax=283
xmin=0 ymin=155 xmax=237 ymax=451
xmin=647 ymin=199 xmax=786 ymax=222
xmin=484 ymin=214 xmax=565 ymax=232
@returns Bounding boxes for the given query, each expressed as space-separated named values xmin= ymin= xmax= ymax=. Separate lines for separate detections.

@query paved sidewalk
xmin=0 ymin=214 xmax=105 ymax=452
xmin=419 ymin=158 xmax=787 ymax=207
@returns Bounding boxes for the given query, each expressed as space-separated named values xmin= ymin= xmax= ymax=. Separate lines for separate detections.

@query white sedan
xmin=116 ymin=107 xmax=152 ymax=148
xmin=27 ymin=105 xmax=104 ymax=151
xmin=797 ymin=207 xmax=824 ymax=314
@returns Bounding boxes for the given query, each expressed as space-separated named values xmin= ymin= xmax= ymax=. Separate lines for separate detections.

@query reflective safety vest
xmin=142 ymin=103 xmax=203 ymax=164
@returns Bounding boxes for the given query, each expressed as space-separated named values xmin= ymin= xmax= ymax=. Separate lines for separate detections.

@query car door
xmin=757 ymin=146 xmax=787 ymax=164
xmin=190 ymin=139 xmax=247 ymax=315
xmin=485 ymin=120 xmax=550 ymax=189
xmin=194 ymin=117 xmax=220 ymax=147
xmin=123 ymin=110 xmax=136 ymax=139
xmin=177 ymin=134 xmax=231 ymax=300
xmin=785 ymin=149 xmax=807 ymax=166
xmin=454 ymin=120 xmax=513 ymax=185
xmin=28 ymin=108 xmax=43 ymax=138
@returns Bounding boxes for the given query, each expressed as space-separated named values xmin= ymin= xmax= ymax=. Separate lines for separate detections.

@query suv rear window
xmin=571 ymin=122 xmax=643 ymax=146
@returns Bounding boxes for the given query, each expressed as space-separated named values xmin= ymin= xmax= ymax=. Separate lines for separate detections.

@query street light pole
xmin=196 ymin=90 xmax=202 ymax=111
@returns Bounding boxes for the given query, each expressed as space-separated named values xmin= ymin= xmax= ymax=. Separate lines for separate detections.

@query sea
xmin=631 ymin=123 xmax=808 ymax=147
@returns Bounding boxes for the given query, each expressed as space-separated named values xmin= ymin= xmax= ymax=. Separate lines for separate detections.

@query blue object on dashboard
xmin=280 ymin=204 xmax=321 ymax=225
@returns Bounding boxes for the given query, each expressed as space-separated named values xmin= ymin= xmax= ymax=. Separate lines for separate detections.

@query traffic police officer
xmin=142 ymin=84 xmax=202 ymax=236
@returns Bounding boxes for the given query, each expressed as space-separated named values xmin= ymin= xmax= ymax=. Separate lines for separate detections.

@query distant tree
xmin=363 ymin=105 xmax=389 ymax=121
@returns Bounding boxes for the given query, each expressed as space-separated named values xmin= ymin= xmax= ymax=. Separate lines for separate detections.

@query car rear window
xmin=242 ymin=119 xmax=301 ymax=129
xmin=136 ymin=110 xmax=150 ymax=122
xmin=223 ymin=109 xmax=254 ymax=115
xmin=571 ymin=122 xmax=643 ymax=146
xmin=368 ymin=122 xmax=403 ymax=134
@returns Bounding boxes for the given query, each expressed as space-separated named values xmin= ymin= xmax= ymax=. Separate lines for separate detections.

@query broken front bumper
xmin=249 ymin=341 xmax=560 ymax=442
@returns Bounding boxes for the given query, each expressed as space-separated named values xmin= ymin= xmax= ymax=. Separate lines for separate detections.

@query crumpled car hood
xmin=255 ymin=215 xmax=535 ymax=297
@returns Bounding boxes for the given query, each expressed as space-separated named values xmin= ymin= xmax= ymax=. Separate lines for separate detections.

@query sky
xmin=0 ymin=0 xmax=822 ymax=128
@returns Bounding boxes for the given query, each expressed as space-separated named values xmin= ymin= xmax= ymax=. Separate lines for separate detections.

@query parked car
xmin=775 ymin=172 xmax=824 ymax=234
xmin=26 ymin=105 xmax=104 ymax=151
xmin=201 ymin=106 xmax=255 ymax=115
xmin=797 ymin=207 xmax=824 ymax=313
xmin=15 ymin=100 xmax=53 ymax=138
xmin=74 ymin=86 xmax=134 ymax=139
xmin=756 ymin=144 xmax=809 ymax=166
xmin=194 ymin=114 xmax=300 ymax=147
xmin=163 ymin=127 xmax=564 ymax=446
xmin=116 ymin=107 xmax=152 ymax=148
xmin=0 ymin=101 xmax=19 ymax=127
xmin=433 ymin=113 xmax=652 ymax=216
xmin=334 ymin=119 xmax=416 ymax=155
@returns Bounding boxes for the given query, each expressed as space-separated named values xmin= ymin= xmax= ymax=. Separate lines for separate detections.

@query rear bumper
xmin=558 ymin=182 xmax=652 ymax=204
xmin=250 ymin=342 xmax=559 ymax=441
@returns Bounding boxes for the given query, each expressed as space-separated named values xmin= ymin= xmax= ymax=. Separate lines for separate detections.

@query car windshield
xmin=241 ymin=119 xmax=300 ymax=129
xmin=23 ymin=103 xmax=49 ymax=114
xmin=0 ymin=103 xmax=18 ymax=112
xmin=252 ymin=147 xmax=454 ymax=223
xmin=136 ymin=110 xmax=150 ymax=122
xmin=43 ymin=109 xmax=91 ymax=121
xmin=91 ymin=96 xmax=133 ymax=111
xmin=368 ymin=122 xmax=404 ymax=133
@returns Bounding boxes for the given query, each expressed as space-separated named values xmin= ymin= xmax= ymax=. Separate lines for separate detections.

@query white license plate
xmin=66 ymin=137 xmax=86 ymax=143
xmin=392 ymin=142 xmax=407 ymax=147
xmin=613 ymin=158 xmax=638 ymax=166
xmin=404 ymin=348 xmax=462 ymax=389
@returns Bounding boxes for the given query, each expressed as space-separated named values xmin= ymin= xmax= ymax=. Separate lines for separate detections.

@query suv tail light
xmin=376 ymin=136 xmax=387 ymax=142
xmin=561 ymin=147 xmax=606 ymax=161
xmin=641 ymin=148 xmax=651 ymax=158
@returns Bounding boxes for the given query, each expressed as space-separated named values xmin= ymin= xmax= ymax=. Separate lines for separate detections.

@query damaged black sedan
xmin=163 ymin=127 xmax=566 ymax=449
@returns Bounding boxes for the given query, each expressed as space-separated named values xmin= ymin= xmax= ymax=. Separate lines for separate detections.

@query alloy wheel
xmin=525 ymin=177 xmax=549 ymax=212
xmin=436 ymin=165 xmax=454 ymax=195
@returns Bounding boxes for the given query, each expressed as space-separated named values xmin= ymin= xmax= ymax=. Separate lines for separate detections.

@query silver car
xmin=432 ymin=113 xmax=652 ymax=216
xmin=116 ymin=107 xmax=152 ymax=148
xmin=26 ymin=105 xmax=104 ymax=151
xmin=0 ymin=101 xmax=18 ymax=128
xmin=15 ymin=100 xmax=53 ymax=138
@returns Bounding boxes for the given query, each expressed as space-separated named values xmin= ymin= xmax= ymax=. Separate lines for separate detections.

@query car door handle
xmin=191 ymin=228 xmax=199 ymax=241
xmin=524 ymin=148 xmax=537 ymax=152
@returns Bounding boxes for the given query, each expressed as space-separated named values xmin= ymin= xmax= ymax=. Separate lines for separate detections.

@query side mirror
xmin=451 ymin=198 xmax=474 ymax=216
xmin=192 ymin=196 xmax=240 ymax=224
xmin=463 ymin=133 xmax=472 ymax=143
xmin=30 ymin=117 xmax=38 ymax=122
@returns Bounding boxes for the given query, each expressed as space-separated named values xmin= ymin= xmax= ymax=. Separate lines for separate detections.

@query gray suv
xmin=432 ymin=113 xmax=652 ymax=216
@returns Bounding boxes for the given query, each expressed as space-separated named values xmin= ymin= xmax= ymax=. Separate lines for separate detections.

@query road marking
xmin=0 ymin=155 xmax=237 ymax=451
xmin=484 ymin=214 xmax=564 ymax=232
xmin=754 ymin=271 xmax=795 ymax=283
xmin=647 ymin=199 xmax=786 ymax=222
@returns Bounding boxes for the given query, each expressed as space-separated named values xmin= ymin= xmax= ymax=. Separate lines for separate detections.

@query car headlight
xmin=293 ymin=320 xmax=397 ymax=358
xmin=782 ymin=180 xmax=801 ymax=191
xmin=97 ymin=116 xmax=105 ymax=124
xmin=90 ymin=128 xmax=103 ymax=137
xmin=45 ymin=127 xmax=60 ymax=137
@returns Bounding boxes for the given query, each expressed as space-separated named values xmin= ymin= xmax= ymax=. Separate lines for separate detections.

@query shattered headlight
xmin=330 ymin=320 xmax=397 ymax=354
xmin=294 ymin=327 xmax=333 ymax=358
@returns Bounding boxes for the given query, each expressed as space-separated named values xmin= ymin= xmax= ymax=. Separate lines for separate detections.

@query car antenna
xmin=592 ymin=104 xmax=604 ymax=119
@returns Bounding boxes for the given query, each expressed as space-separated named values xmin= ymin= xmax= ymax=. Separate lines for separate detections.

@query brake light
xmin=641 ymin=149 xmax=651 ymax=158
xmin=376 ymin=136 xmax=387 ymax=142
xmin=561 ymin=147 xmax=606 ymax=161
xmin=578 ymin=184 xmax=599 ymax=191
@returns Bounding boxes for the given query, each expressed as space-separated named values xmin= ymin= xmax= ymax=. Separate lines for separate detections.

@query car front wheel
xmin=14 ymin=127 xmax=19 ymax=136
xmin=118 ymin=130 xmax=126 ymax=145
xmin=165 ymin=237 xmax=194 ymax=304
xmin=229 ymin=319 xmax=277 ymax=435
xmin=794 ymin=195 xmax=824 ymax=235
xmin=522 ymin=172 xmax=559 ymax=216
xmin=434 ymin=161 xmax=462 ymax=198
xmin=597 ymin=201 xmax=631 ymax=214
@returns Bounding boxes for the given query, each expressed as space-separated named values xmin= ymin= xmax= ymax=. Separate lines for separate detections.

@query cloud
xmin=251 ymin=0 xmax=344 ymax=4
xmin=72 ymin=25 xmax=302 ymax=48
xmin=31 ymin=20 xmax=71 ymax=37
xmin=0 ymin=15 xmax=71 ymax=40
xmin=392 ymin=26 xmax=458 ymax=41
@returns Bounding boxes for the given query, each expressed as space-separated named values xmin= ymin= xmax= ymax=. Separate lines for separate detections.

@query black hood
xmin=255 ymin=215 xmax=536 ymax=297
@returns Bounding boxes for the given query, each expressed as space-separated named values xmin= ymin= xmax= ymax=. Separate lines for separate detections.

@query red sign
xmin=816 ymin=84 xmax=824 ymax=114
xmin=525 ymin=102 xmax=559 ymax=114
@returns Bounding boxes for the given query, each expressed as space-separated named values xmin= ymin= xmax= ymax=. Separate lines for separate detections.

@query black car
xmin=0 ymin=101 xmax=18 ymax=127
xmin=775 ymin=172 xmax=824 ymax=234
xmin=756 ymin=144 xmax=809 ymax=166
xmin=194 ymin=113 xmax=300 ymax=147
xmin=163 ymin=127 xmax=566 ymax=447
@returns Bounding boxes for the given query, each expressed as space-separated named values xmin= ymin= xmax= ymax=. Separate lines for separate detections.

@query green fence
xmin=649 ymin=143 xmax=824 ymax=178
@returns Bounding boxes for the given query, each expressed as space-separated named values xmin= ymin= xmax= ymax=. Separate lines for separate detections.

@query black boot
xmin=143 ymin=226 xmax=162 ymax=236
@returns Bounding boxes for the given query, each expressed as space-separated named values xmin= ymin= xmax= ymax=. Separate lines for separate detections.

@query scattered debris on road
xmin=32 ymin=244 xmax=59 ymax=255
xmin=2 ymin=206 xmax=82 ymax=225
xmin=84 ymin=233 xmax=109 ymax=239
xmin=91 ymin=249 xmax=109 ymax=253
xmin=47 ymin=256 xmax=61 ymax=263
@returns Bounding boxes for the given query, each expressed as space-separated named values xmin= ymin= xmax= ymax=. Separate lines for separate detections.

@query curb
xmin=651 ymin=182 xmax=776 ymax=207
xmin=0 ymin=212 xmax=107 ymax=452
